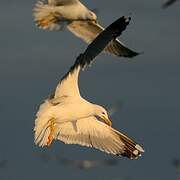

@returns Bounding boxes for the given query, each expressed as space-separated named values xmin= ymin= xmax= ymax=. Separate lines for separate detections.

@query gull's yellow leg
xmin=47 ymin=118 xmax=55 ymax=146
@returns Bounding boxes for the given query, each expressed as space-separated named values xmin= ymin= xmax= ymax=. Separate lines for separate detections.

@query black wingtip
xmin=108 ymin=16 xmax=131 ymax=31
xmin=126 ymin=50 xmax=140 ymax=58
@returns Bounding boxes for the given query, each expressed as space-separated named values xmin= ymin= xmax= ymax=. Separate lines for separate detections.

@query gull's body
xmin=48 ymin=97 xmax=94 ymax=123
xmin=33 ymin=0 xmax=139 ymax=58
xmin=34 ymin=16 xmax=144 ymax=159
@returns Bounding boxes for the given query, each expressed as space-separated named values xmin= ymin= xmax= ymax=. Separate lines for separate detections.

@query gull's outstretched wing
xmin=67 ymin=20 xmax=139 ymax=58
xmin=54 ymin=16 xmax=131 ymax=98
xmin=55 ymin=116 xmax=144 ymax=159
xmin=162 ymin=0 xmax=178 ymax=8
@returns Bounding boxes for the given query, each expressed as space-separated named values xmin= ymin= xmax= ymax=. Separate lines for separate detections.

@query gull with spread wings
xmin=34 ymin=16 xmax=144 ymax=159
xmin=33 ymin=0 xmax=139 ymax=58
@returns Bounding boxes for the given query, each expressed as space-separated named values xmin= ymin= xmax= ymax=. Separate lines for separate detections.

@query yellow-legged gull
xmin=34 ymin=16 xmax=144 ymax=159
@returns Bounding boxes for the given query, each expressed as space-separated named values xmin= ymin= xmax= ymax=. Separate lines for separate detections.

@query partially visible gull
xmin=33 ymin=0 xmax=139 ymax=58
xmin=162 ymin=0 xmax=179 ymax=8
xmin=34 ymin=16 xmax=144 ymax=159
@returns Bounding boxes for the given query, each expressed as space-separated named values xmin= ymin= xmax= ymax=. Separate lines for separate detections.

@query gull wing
xmin=54 ymin=116 xmax=144 ymax=159
xmin=54 ymin=16 xmax=131 ymax=98
xmin=67 ymin=20 xmax=139 ymax=58
xmin=48 ymin=0 xmax=79 ymax=5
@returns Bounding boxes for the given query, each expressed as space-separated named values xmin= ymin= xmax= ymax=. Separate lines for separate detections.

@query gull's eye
xmin=102 ymin=112 xmax=105 ymax=115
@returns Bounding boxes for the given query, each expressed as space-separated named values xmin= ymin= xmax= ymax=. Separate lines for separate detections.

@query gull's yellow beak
xmin=103 ymin=116 xmax=112 ymax=127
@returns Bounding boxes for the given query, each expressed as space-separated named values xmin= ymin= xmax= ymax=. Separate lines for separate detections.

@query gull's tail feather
xmin=115 ymin=130 xmax=144 ymax=159
xmin=33 ymin=0 xmax=62 ymax=31
xmin=34 ymin=100 xmax=54 ymax=147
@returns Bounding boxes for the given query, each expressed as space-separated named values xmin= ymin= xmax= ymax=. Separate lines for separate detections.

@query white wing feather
xmin=55 ymin=117 xmax=126 ymax=155
xmin=54 ymin=116 xmax=144 ymax=158
xmin=54 ymin=66 xmax=80 ymax=98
